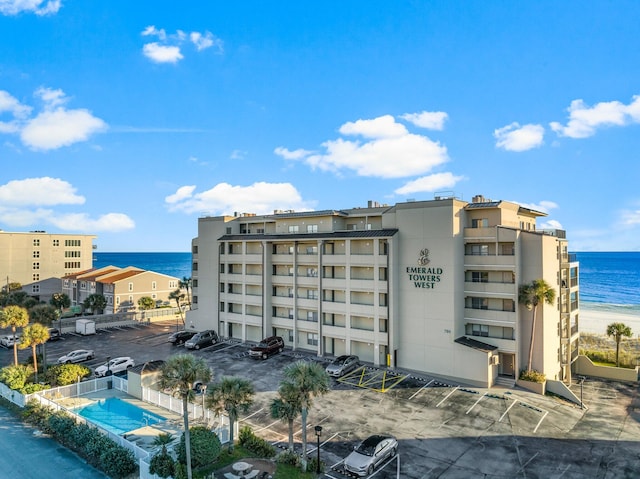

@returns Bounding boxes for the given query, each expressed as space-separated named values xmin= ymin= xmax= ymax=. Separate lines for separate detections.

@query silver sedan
xmin=57 ymin=349 xmax=94 ymax=364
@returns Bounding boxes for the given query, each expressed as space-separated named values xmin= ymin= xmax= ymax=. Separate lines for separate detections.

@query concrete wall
xmin=574 ymin=355 xmax=639 ymax=383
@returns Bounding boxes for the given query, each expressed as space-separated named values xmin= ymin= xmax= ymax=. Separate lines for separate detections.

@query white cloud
xmin=0 ymin=0 xmax=61 ymax=15
xmin=166 ymin=182 xmax=314 ymax=215
xmin=550 ymin=96 xmax=640 ymax=138
xmin=514 ymin=200 xmax=558 ymax=214
xmin=165 ymin=185 xmax=196 ymax=204
xmin=142 ymin=43 xmax=184 ymax=64
xmin=494 ymin=122 xmax=545 ymax=152
xmin=21 ymin=107 xmax=106 ymax=150
xmin=620 ymin=209 xmax=640 ymax=226
xmin=0 ymin=90 xmax=32 ymax=117
xmin=48 ymin=212 xmax=135 ymax=232
xmin=142 ymin=26 xmax=222 ymax=63
xmin=274 ymin=147 xmax=313 ymax=160
xmin=539 ymin=219 xmax=564 ymax=230
xmin=400 ymin=111 xmax=448 ymax=130
xmin=0 ymin=177 xmax=84 ymax=206
xmin=282 ymin=115 xmax=449 ymax=179
xmin=394 ymin=172 xmax=465 ymax=195
xmin=339 ymin=115 xmax=407 ymax=139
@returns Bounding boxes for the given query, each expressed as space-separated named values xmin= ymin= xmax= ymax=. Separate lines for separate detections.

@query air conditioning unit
xmin=490 ymin=355 xmax=500 ymax=365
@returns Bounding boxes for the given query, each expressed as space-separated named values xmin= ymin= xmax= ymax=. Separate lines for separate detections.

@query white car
xmin=94 ymin=357 xmax=135 ymax=377
xmin=0 ymin=334 xmax=21 ymax=348
xmin=344 ymin=434 xmax=398 ymax=476
xmin=57 ymin=349 xmax=95 ymax=364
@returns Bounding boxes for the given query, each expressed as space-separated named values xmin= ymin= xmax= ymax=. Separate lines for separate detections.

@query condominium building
xmin=0 ymin=230 xmax=96 ymax=292
xmin=186 ymin=195 xmax=579 ymax=387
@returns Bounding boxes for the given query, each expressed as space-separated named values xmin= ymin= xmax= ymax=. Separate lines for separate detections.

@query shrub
xmin=20 ymin=382 xmax=50 ymax=394
xmin=276 ymin=449 xmax=300 ymax=466
xmin=43 ymin=363 xmax=91 ymax=386
xmin=238 ymin=425 xmax=276 ymax=458
xmin=100 ymin=446 xmax=137 ymax=479
xmin=22 ymin=399 xmax=54 ymax=432
xmin=519 ymin=370 xmax=546 ymax=383
xmin=177 ymin=425 xmax=222 ymax=468
xmin=149 ymin=450 xmax=176 ymax=478
xmin=307 ymin=456 xmax=325 ymax=474
xmin=47 ymin=411 xmax=77 ymax=445
xmin=0 ymin=364 xmax=34 ymax=390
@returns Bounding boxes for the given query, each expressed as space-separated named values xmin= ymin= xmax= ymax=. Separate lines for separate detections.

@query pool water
xmin=75 ymin=397 xmax=166 ymax=435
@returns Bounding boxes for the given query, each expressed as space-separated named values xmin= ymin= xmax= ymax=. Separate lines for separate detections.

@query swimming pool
xmin=75 ymin=397 xmax=167 ymax=435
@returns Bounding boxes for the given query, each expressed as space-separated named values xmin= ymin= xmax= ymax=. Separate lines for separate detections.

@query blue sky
xmin=1 ymin=1 xmax=639 ymax=252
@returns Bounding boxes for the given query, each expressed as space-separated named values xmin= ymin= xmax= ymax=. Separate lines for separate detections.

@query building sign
xmin=406 ymin=248 xmax=443 ymax=289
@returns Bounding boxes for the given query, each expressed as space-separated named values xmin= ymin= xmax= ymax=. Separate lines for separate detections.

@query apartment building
xmin=0 ymin=230 xmax=95 ymax=296
xmin=186 ymin=195 xmax=579 ymax=387
xmin=62 ymin=266 xmax=181 ymax=314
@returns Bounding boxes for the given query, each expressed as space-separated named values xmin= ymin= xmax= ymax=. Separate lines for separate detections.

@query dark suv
xmin=168 ymin=330 xmax=197 ymax=345
xmin=249 ymin=336 xmax=285 ymax=359
xmin=185 ymin=330 xmax=218 ymax=350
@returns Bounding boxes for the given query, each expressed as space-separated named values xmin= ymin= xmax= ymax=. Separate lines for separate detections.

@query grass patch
xmin=273 ymin=463 xmax=315 ymax=479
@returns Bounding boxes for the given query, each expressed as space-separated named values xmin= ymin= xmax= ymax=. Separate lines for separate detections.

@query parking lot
xmin=2 ymin=320 xmax=640 ymax=478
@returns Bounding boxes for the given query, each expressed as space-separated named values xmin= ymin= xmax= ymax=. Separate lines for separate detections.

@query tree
xmin=206 ymin=376 xmax=255 ymax=453
xmin=282 ymin=361 xmax=330 ymax=468
xmin=0 ymin=305 xmax=30 ymax=366
xmin=29 ymin=304 xmax=58 ymax=325
xmin=270 ymin=380 xmax=303 ymax=452
xmin=159 ymin=354 xmax=212 ymax=479
xmin=83 ymin=294 xmax=107 ymax=314
xmin=19 ymin=323 xmax=50 ymax=383
xmin=606 ymin=322 xmax=633 ymax=367
xmin=179 ymin=277 xmax=192 ymax=309
xmin=149 ymin=433 xmax=175 ymax=478
xmin=50 ymin=293 xmax=71 ymax=312
xmin=518 ymin=279 xmax=556 ymax=372
xmin=138 ymin=296 xmax=155 ymax=310
xmin=169 ymin=289 xmax=186 ymax=324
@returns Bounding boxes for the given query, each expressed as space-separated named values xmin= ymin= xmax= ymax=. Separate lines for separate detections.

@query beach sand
xmin=580 ymin=307 xmax=640 ymax=336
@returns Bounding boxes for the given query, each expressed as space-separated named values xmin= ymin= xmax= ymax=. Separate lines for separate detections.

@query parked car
xmin=47 ymin=328 xmax=61 ymax=341
xmin=344 ymin=434 xmax=398 ymax=477
xmin=94 ymin=356 xmax=135 ymax=377
xmin=168 ymin=330 xmax=197 ymax=345
xmin=184 ymin=330 xmax=218 ymax=350
xmin=249 ymin=336 xmax=284 ymax=359
xmin=0 ymin=334 xmax=21 ymax=348
xmin=57 ymin=349 xmax=94 ymax=364
xmin=326 ymin=355 xmax=360 ymax=377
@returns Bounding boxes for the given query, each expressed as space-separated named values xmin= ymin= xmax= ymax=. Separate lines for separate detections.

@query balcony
xmin=464 ymin=282 xmax=516 ymax=296
xmin=464 ymin=308 xmax=516 ymax=325
xmin=464 ymin=255 xmax=516 ymax=268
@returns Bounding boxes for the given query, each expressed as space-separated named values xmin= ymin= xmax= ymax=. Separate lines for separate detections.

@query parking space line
xmin=409 ymin=379 xmax=434 ymax=400
xmin=436 ymin=386 xmax=459 ymax=408
xmin=466 ymin=392 xmax=488 ymax=414
xmin=533 ymin=410 xmax=548 ymax=433
xmin=241 ymin=407 xmax=265 ymax=421
xmin=499 ymin=397 xmax=517 ymax=422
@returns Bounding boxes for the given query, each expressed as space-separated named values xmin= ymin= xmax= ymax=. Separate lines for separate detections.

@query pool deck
xmin=55 ymin=388 xmax=185 ymax=451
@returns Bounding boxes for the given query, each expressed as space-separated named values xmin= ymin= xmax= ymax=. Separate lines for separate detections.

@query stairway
xmin=494 ymin=376 xmax=516 ymax=388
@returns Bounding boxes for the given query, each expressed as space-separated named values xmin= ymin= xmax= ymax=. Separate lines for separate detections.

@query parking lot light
xmin=314 ymin=425 xmax=322 ymax=473
xmin=202 ymin=384 xmax=207 ymax=420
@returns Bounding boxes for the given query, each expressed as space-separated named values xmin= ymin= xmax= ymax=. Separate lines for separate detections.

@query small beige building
xmin=186 ymin=195 xmax=580 ymax=387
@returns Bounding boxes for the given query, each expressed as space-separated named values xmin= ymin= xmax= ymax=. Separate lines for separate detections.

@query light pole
xmin=314 ymin=425 xmax=322 ymax=474
xmin=201 ymin=384 xmax=207 ymax=420
xmin=579 ymin=376 xmax=586 ymax=409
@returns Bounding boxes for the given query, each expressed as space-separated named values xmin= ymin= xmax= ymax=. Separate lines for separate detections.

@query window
xmin=33 ymin=239 xmax=40 ymax=246
xmin=307 ymin=333 xmax=318 ymax=346
xmin=33 ymin=262 xmax=40 ymax=270
xmin=307 ymin=268 xmax=318 ymax=277
xmin=53 ymin=239 xmax=59 ymax=246
xmin=307 ymin=290 xmax=318 ymax=299
xmin=288 ymin=309 xmax=294 ymax=319
xmin=305 ymin=246 xmax=318 ymax=254
xmin=468 ymin=244 xmax=489 ymax=256
xmin=472 ymin=218 xmax=489 ymax=228
xmin=128 ymin=282 xmax=134 ymax=292
xmin=288 ymin=225 xmax=299 ymax=233
xmin=288 ymin=330 xmax=294 ymax=342
xmin=151 ymin=293 xmax=157 ymax=299
xmin=32 ymin=274 xmax=40 ymax=282
xmin=307 ymin=311 xmax=318 ymax=322
xmin=471 ymin=271 xmax=488 ymax=283
xmin=65 ymin=239 xmax=81 ymax=246
xmin=471 ymin=324 xmax=489 ymax=337
xmin=307 ymin=224 xmax=318 ymax=233
xmin=503 ymin=299 xmax=515 ymax=312
xmin=33 ymin=251 xmax=40 ymax=258
xmin=471 ymin=297 xmax=488 ymax=310
xmin=152 ymin=281 xmax=156 ymax=290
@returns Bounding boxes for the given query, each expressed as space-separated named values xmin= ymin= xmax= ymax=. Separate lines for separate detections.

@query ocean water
xmin=94 ymin=252 xmax=192 ymax=280
xmin=94 ymin=251 xmax=640 ymax=311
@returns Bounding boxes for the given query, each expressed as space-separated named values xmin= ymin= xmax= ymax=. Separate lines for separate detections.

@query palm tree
xmin=169 ymin=289 xmax=186 ymax=324
xmin=0 ymin=305 xmax=30 ymax=366
xmin=50 ymin=292 xmax=70 ymax=331
xmin=83 ymin=293 xmax=107 ymax=314
xmin=270 ymin=380 xmax=303 ymax=451
xmin=206 ymin=376 xmax=255 ymax=453
xmin=606 ymin=322 xmax=633 ymax=367
xmin=19 ymin=323 xmax=50 ymax=383
xmin=282 ymin=361 xmax=330 ymax=467
xmin=180 ymin=277 xmax=192 ymax=309
xmin=159 ymin=354 xmax=212 ymax=479
xmin=518 ymin=279 xmax=556 ymax=372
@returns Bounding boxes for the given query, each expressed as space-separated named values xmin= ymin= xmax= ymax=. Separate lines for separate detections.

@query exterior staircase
xmin=494 ymin=376 xmax=516 ymax=388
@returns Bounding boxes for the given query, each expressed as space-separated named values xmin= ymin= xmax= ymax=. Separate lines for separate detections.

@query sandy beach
xmin=580 ymin=307 xmax=640 ymax=336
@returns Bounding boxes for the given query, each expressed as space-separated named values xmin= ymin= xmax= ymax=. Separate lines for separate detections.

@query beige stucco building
xmin=62 ymin=266 xmax=181 ymax=314
xmin=186 ymin=195 xmax=580 ymax=387
xmin=0 ymin=230 xmax=96 ymax=295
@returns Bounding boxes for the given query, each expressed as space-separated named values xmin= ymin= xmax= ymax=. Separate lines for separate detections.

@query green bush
xmin=276 ymin=449 xmax=300 ymax=466
xmin=149 ymin=451 xmax=176 ymax=478
xmin=0 ymin=364 xmax=34 ymax=390
xmin=581 ymin=349 xmax=636 ymax=368
xmin=20 ymin=382 xmax=50 ymax=394
xmin=519 ymin=370 xmax=546 ymax=383
xmin=238 ymin=425 xmax=276 ymax=458
xmin=43 ymin=363 xmax=91 ymax=386
xmin=100 ymin=446 xmax=137 ymax=479
xmin=22 ymin=399 xmax=55 ymax=432
xmin=177 ymin=425 xmax=222 ymax=469
xmin=307 ymin=456 xmax=325 ymax=474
